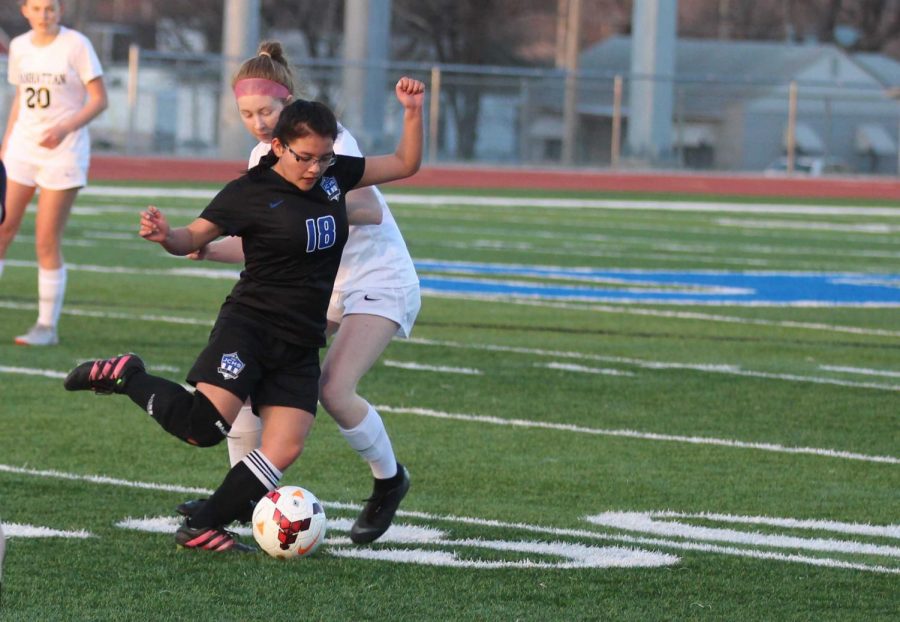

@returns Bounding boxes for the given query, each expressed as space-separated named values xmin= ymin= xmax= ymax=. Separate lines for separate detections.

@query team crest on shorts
xmin=217 ymin=352 xmax=245 ymax=380
xmin=320 ymin=176 xmax=341 ymax=202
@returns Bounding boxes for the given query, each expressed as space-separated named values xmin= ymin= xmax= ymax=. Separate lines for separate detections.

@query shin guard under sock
xmin=123 ymin=373 xmax=231 ymax=447
xmin=339 ymin=404 xmax=398 ymax=479
xmin=189 ymin=449 xmax=282 ymax=527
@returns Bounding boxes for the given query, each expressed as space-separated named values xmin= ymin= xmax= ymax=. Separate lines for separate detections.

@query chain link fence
xmin=2 ymin=50 xmax=898 ymax=175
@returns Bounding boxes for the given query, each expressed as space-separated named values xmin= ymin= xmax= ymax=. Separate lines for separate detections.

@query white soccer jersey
xmin=6 ymin=26 xmax=103 ymax=167
xmin=247 ymin=140 xmax=270 ymax=169
xmin=248 ymin=126 xmax=418 ymax=292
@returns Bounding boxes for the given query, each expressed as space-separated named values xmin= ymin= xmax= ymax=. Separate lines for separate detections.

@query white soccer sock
xmin=241 ymin=448 xmax=283 ymax=492
xmin=339 ymin=404 xmax=398 ymax=480
xmin=0 ymin=259 xmax=5 ymax=278
xmin=37 ymin=266 xmax=67 ymax=327
xmin=228 ymin=404 xmax=263 ymax=467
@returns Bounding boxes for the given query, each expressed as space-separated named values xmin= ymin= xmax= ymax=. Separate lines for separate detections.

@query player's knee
xmin=0 ymin=223 xmax=16 ymax=244
xmin=33 ymin=239 xmax=61 ymax=264
xmin=186 ymin=392 xmax=231 ymax=447
xmin=318 ymin=379 xmax=339 ymax=412
xmin=319 ymin=376 xmax=355 ymax=414
xmin=263 ymin=437 xmax=305 ymax=468
xmin=188 ymin=432 xmax=226 ymax=448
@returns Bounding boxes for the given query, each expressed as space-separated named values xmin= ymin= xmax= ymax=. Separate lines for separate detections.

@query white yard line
xmin=382 ymin=360 xmax=483 ymax=375
xmin=586 ymin=512 xmax=900 ymax=557
xmin=2 ymin=258 xmax=240 ymax=280
xmin=492 ymin=297 xmax=900 ymax=338
xmin=1 ymin=303 xmax=896 ymax=392
xmin=380 ymin=194 xmax=900 ymax=216
xmin=540 ymin=362 xmax=636 ymax=376
xmin=0 ymin=366 xmax=894 ymax=464
xmin=820 ymin=365 xmax=900 ymax=378
xmin=715 ymin=218 xmax=900 ymax=234
xmin=0 ymin=464 xmax=210 ymax=495
xmin=1 ymin=523 xmax=92 ymax=538
xmin=643 ymin=510 xmax=900 ymax=538
xmin=408 ymin=337 xmax=900 ymax=392
xmin=374 ymin=405 xmax=899 ymax=465
xmin=0 ymin=365 xmax=67 ymax=379
xmin=3 ymin=463 xmax=896 ymax=573
xmin=80 ymin=185 xmax=900 ymax=216
xmin=0 ymin=300 xmax=214 ymax=327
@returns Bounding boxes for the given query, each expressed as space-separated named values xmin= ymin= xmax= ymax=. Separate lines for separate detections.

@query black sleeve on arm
xmin=333 ymin=155 xmax=365 ymax=192
xmin=198 ymin=178 xmax=249 ymax=236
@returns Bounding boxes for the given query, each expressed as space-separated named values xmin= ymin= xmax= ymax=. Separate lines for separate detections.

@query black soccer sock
xmin=122 ymin=372 xmax=231 ymax=447
xmin=189 ymin=449 xmax=282 ymax=528
xmin=374 ymin=462 xmax=405 ymax=493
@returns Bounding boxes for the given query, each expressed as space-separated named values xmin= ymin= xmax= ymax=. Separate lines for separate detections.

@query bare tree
xmin=680 ymin=0 xmax=900 ymax=54
xmin=839 ymin=0 xmax=900 ymax=51
xmin=260 ymin=0 xmax=343 ymax=58
xmin=394 ymin=0 xmax=513 ymax=158
xmin=150 ymin=0 xmax=224 ymax=52
xmin=391 ymin=0 xmax=626 ymax=159
xmin=653 ymin=0 xmax=791 ymax=41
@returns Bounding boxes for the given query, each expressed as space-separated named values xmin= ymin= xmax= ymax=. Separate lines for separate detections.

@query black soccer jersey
xmin=199 ymin=155 xmax=365 ymax=347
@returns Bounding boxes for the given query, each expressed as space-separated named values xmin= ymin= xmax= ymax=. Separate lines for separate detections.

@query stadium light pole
xmin=786 ymin=81 xmax=797 ymax=174
xmin=887 ymin=86 xmax=900 ymax=176
xmin=561 ymin=0 xmax=582 ymax=166
xmin=342 ymin=0 xmax=392 ymax=154
xmin=626 ymin=0 xmax=677 ymax=166
xmin=218 ymin=0 xmax=260 ymax=160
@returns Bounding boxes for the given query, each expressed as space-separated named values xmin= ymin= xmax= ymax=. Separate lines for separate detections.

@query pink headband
xmin=233 ymin=78 xmax=291 ymax=99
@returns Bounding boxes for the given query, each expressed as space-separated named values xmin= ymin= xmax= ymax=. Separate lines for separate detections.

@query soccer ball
xmin=252 ymin=485 xmax=327 ymax=559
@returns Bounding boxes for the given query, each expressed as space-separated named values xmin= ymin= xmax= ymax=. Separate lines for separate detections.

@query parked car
xmin=764 ymin=156 xmax=851 ymax=176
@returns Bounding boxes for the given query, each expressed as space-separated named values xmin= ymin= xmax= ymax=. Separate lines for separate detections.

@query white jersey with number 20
xmin=6 ymin=26 xmax=103 ymax=167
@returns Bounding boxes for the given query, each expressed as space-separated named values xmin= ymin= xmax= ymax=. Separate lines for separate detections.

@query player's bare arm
xmin=188 ymin=235 xmax=245 ymax=263
xmin=346 ymin=186 xmax=383 ymax=226
xmin=140 ymin=205 xmax=223 ymax=256
xmin=356 ymin=77 xmax=424 ymax=189
xmin=39 ymin=77 xmax=108 ymax=149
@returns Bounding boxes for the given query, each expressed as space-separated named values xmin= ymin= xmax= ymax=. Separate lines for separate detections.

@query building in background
xmin=1 ymin=4 xmax=898 ymax=174
xmin=525 ymin=37 xmax=900 ymax=174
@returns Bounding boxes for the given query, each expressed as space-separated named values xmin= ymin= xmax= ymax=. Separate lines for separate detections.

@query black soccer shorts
xmin=187 ymin=313 xmax=320 ymax=415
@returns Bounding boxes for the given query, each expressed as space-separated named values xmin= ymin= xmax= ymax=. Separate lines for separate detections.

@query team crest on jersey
xmin=320 ymin=176 xmax=341 ymax=202
xmin=217 ymin=352 xmax=245 ymax=380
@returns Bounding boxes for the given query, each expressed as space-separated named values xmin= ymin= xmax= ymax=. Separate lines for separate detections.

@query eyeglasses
xmin=284 ymin=145 xmax=336 ymax=169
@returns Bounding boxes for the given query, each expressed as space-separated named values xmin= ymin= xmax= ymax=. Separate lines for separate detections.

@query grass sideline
xmin=0 ymin=184 xmax=898 ymax=621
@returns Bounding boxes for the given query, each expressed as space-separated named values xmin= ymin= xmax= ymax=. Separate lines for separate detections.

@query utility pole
xmin=560 ymin=0 xmax=582 ymax=166
xmin=626 ymin=0 xmax=677 ymax=165
xmin=218 ymin=0 xmax=260 ymax=160
xmin=342 ymin=0 xmax=392 ymax=153
xmin=555 ymin=0 xmax=568 ymax=69
xmin=718 ymin=0 xmax=730 ymax=39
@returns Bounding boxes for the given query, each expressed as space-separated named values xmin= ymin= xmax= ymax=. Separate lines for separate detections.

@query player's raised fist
xmin=395 ymin=77 xmax=425 ymax=109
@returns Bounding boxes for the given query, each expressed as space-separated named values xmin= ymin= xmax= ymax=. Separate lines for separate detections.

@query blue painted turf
xmin=414 ymin=261 xmax=900 ymax=306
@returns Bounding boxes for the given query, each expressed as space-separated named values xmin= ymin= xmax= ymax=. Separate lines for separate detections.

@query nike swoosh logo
xmin=268 ymin=199 xmax=284 ymax=209
xmin=296 ymin=530 xmax=322 ymax=556
xmin=363 ymin=295 xmax=381 ymax=301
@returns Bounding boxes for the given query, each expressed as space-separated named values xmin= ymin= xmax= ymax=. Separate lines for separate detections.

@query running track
xmin=90 ymin=156 xmax=900 ymax=201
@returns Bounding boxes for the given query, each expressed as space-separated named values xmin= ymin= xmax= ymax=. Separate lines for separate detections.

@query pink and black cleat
xmin=175 ymin=520 xmax=255 ymax=553
xmin=63 ymin=353 xmax=145 ymax=394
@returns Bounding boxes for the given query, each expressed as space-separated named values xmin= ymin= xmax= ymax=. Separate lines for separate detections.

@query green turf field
xmin=0 ymin=184 xmax=898 ymax=621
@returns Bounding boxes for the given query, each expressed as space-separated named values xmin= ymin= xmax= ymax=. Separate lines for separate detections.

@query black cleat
xmin=350 ymin=464 xmax=410 ymax=544
xmin=177 ymin=497 xmax=253 ymax=525
xmin=64 ymin=353 xmax=144 ymax=394
xmin=175 ymin=498 xmax=207 ymax=518
xmin=175 ymin=519 xmax=256 ymax=553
